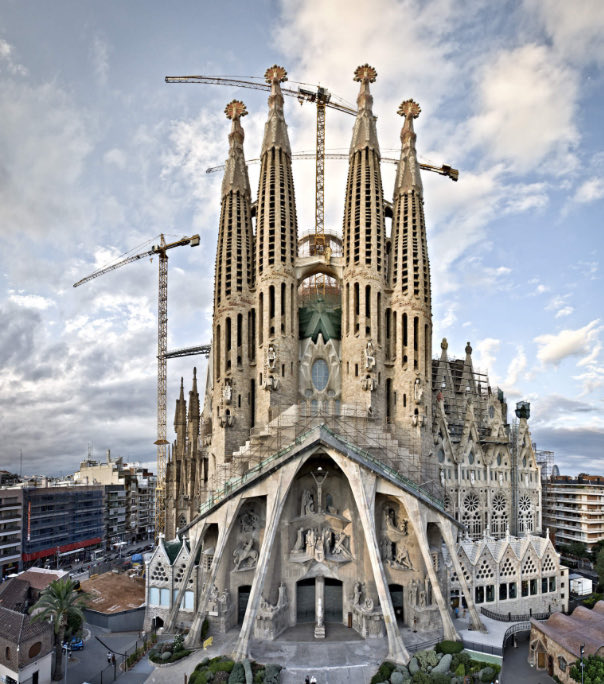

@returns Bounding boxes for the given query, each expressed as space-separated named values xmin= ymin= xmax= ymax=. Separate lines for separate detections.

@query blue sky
xmin=0 ymin=0 xmax=602 ymax=477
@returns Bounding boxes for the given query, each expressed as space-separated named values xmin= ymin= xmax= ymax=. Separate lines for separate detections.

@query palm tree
xmin=31 ymin=577 xmax=89 ymax=681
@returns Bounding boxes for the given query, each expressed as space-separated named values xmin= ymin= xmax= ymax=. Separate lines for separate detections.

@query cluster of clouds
xmin=0 ymin=0 xmax=602 ymax=475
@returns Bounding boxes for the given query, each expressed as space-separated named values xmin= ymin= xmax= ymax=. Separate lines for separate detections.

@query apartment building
xmin=542 ymin=474 xmax=604 ymax=551
xmin=74 ymin=450 xmax=155 ymax=545
xmin=0 ymin=488 xmax=22 ymax=578
xmin=21 ymin=483 xmax=105 ymax=568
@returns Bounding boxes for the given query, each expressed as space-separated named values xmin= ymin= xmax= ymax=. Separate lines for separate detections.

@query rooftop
xmin=81 ymin=570 xmax=145 ymax=613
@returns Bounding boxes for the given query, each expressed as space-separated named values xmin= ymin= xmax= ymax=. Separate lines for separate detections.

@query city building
xmin=74 ymin=450 xmax=156 ymax=545
xmin=542 ymin=474 xmax=604 ymax=551
xmin=0 ymin=488 xmax=23 ymax=578
xmin=20 ymin=483 xmax=104 ymax=568
xmin=529 ymin=601 xmax=604 ymax=682
xmin=0 ymin=606 xmax=54 ymax=684
xmin=144 ymin=64 xmax=561 ymax=664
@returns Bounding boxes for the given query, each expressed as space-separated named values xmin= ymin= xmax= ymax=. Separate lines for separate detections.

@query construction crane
xmin=205 ymin=151 xmax=459 ymax=181
xmin=74 ymin=233 xmax=200 ymax=540
xmin=165 ymin=72 xmax=357 ymax=261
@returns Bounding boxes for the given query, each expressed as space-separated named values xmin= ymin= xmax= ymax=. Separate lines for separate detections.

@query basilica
xmin=144 ymin=65 xmax=566 ymax=663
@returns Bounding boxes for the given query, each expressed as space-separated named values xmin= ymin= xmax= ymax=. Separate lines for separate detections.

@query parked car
xmin=70 ymin=636 xmax=84 ymax=650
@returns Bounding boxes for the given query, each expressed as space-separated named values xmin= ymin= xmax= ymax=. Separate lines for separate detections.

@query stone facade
xmin=150 ymin=64 xmax=562 ymax=664
xmin=446 ymin=532 xmax=569 ymax=616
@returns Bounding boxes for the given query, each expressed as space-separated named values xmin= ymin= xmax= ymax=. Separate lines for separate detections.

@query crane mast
xmin=74 ymin=232 xmax=200 ymax=540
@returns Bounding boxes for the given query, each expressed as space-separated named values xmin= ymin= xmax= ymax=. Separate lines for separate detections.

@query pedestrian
xmin=305 ymin=677 xmax=310 ymax=684
xmin=462 ymin=607 xmax=467 ymax=619
xmin=454 ymin=606 xmax=459 ymax=619
xmin=107 ymin=651 xmax=112 ymax=663
xmin=111 ymin=654 xmax=116 ymax=666
xmin=310 ymin=676 xmax=317 ymax=684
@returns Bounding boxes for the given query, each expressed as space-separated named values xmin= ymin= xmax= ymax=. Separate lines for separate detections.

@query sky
xmin=0 ymin=0 xmax=602 ymax=478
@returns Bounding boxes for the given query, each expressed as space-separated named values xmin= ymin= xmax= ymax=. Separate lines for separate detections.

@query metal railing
xmin=502 ymin=621 xmax=531 ymax=647
xmin=480 ymin=606 xmax=551 ymax=622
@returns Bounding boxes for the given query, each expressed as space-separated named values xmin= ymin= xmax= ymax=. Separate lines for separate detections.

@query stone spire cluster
xmin=341 ymin=65 xmax=387 ymax=415
xmin=389 ymin=99 xmax=432 ymax=432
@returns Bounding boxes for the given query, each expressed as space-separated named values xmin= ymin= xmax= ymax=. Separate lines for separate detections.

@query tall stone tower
xmin=340 ymin=65 xmax=387 ymax=418
xmin=211 ymin=100 xmax=255 ymax=465
xmin=389 ymin=100 xmax=432 ymax=437
xmin=253 ymin=66 xmax=299 ymax=426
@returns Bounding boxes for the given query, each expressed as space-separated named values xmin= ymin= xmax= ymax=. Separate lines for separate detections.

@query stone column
xmin=184 ymin=495 xmax=243 ymax=647
xmin=315 ymin=576 xmax=326 ymax=638
xmin=165 ymin=525 xmax=206 ymax=631
xmin=438 ymin=518 xmax=486 ymax=633
xmin=400 ymin=495 xmax=459 ymax=641
xmin=327 ymin=451 xmax=409 ymax=664
xmin=231 ymin=460 xmax=299 ymax=661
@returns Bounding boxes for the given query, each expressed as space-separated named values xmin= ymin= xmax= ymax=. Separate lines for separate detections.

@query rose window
xmin=519 ymin=496 xmax=531 ymax=513
xmin=463 ymin=493 xmax=480 ymax=512
xmin=492 ymin=494 xmax=506 ymax=512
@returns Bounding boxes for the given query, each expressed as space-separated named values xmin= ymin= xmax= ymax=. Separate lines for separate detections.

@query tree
xmin=595 ymin=548 xmax=604 ymax=591
xmin=568 ymin=541 xmax=588 ymax=559
xmin=570 ymin=654 xmax=604 ymax=683
xmin=31 ymin=578 xmax=89 ymax=681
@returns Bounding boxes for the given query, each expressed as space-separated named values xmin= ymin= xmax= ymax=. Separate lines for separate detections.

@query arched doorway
xmin=238 ymin=585 xmax=251 ymax=624
xmin=324 ymin=578 xmax=343 ymax=623
xmin=296 ymin=578 xmax=315 ymax=623
xmin=152 ymin=616 xmax=164 ymax=630
xmin=389 ymin=584 xmax=404 ymax=623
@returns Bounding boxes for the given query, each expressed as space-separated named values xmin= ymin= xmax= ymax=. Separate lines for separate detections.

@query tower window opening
xmin=355 ymin=364 xmax=359 ymax=377
xmin=377 ymin=292 xmax=382 ymax=344
xmin=259 ymin=293 xmax=264 ymax=346
xmin=392 ymin=311 xmax=397 ymax=361
xmin=237 ymin=313 xmax=242 ymax=348
xmin=248 ymin=308 xmax=256 ymax=360
xmin=281 ymin=363 xmax=285 ymax=377
xmin=354 ymin=282 xmax=360 ymax=333
xmin=226 ymin=317 xmax=232 ymax=351
xmin=365 ymin=284 xmax=371 ymax=336
xmin=402 ymin=313 xmax=408 ymax=347
xmin=269 ymin=285 xmax=275 ymax=319
xmin=216 ymin=324 xmax=221 ymax=381
xmin=403 ymin=393 xmax=406 ymax=407
xmin=281 ymin=282 xmax=286 ymax=333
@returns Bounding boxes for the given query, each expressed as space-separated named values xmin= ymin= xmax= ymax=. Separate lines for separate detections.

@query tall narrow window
xmin=377 ymin=292 xmax=382 ymax=344
xmin=365 ymin=284 xmax=371 ymax=336
xmin=215 ymin=324 xmax=221 ymax=380
xmin=259 ymin=293 xmax=264 ymax=346
xmin=354 ymin=282 xmax=360 ymax=333
xmin=269 ymin=285 xmax=275 ymax=319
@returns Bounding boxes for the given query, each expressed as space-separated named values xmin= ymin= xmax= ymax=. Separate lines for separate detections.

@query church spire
xmin=349 ymin=63 xmax=380 ymax=155
xmin=394 ymin=100 xmax=423 ymax=195
xmin=261 ymin=65 xmax=292 ymax=157
xmin=221 ymin=100 xmax=251 ymax=198
xmin=256 ymin=65 xmax=297 ymax=277
xmin=340 ymin=65 xmax=387 ymax=417
xmin=214 ymin=100 xmax=254 ymax=312
xmin=174 ymin=377 xmax=186 ymax=428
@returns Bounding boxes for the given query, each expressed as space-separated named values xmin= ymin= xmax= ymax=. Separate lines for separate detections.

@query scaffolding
xmin=193 ymin=400 xmax=443 ymax=524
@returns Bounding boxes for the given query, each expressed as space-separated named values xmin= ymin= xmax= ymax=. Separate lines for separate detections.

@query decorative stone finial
xmin=264 ymin=64 xmax=288 ymax=84
xmin=441 ymin=338 xmax=448 ymax=350
xmin=353 ymin=64 xmax=377 ymax=83
xmin=465 ymin=341 xmax=472 ymax=355
xmin=224 ymin=100 xmax=247 ymax=121
xmin=398 ymin=99 xmax=421 ymax=119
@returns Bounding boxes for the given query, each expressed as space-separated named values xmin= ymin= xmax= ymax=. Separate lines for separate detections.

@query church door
xmin=389 ymin=584 xmax=404 ymax=622
xmin=324 ymin=578 xmax=343 ymax=623
xmin=296 ymin=578 xmax=315 ymax=623
xmin=238 ymin=585 xmax=251 ymax=624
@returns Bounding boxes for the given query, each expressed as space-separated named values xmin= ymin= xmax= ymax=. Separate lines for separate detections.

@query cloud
xmin=503 ymin=346 xmax=527 ymax=388
xmin=0 ymin=38 xmax=27 ymax=76
xmin=91 ymin=35 xmax=110 ymax=85
xmin=473 ymin=338 xmax=500 ymax=376
xmin=7 ymin=292 xmax=55 ymax=310
xmin=524 ymin=0 xmax=604 ymax=66
xmin=534 ymin=319 xmax=601 ymax=366
xmin=573 ymin=178 xmax=604 ymax=204
xmin=467 ymin=44 xmax=579 ymax=174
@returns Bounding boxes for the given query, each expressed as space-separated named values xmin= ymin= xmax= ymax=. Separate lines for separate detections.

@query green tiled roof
xmin=299 ymin=297 xmax=341 ymax=342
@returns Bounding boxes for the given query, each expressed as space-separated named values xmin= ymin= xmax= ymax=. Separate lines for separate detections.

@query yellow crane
xmin=165 ymin=72 xmax=358 ymax=261
xmin=166 ymin=71 xmax=458 ymax=293
xmin=74 ymin=233 xmax=200 ymax=540
xmin=205 ymin=151 xmax=459 ymax=181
